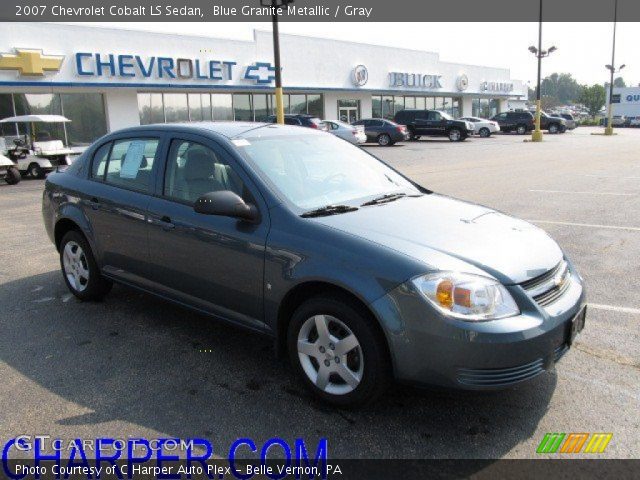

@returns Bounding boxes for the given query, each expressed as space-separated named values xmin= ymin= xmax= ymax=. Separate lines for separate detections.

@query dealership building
xmin=0 ymin=23 xmax=527 ymax=146
xmin=608 ymin=86 xmax=640 ymax=118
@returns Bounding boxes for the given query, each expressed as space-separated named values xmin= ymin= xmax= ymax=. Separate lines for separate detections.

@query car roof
xmin=110 ymin=121 xmax=270 ymax=139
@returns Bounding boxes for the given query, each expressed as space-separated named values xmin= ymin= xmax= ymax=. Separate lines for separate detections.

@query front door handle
xmin=89 ymin=197 xmax=100 ymax=210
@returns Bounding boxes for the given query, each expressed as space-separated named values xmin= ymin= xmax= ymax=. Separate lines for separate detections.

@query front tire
xmin=287 ymin=295 xmax=390 ymax=407
xmin=448 ymin=128 xmax=462 ymax=142
xmin=549 ymin=123 xmax=559 ymax=134
xmin=60 ymin=231 xmax=112 ymax=301
xmin=479 ymin=127 xmax=491 ymax=138
xmin=377 ymin=133 xmax=391 ymax=146
xmin=516 ymin=124 xmax=527 ymax=135
xmin=4 ymin=167 xmax=21 ymax=185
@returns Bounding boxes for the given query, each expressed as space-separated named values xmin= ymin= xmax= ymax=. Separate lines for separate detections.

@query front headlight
xmin=411 ymin=272 xmax=520 ymax=321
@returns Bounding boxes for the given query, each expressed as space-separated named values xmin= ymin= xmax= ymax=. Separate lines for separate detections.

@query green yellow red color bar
xmin=537 ymin=433 xmax=612 ymax=454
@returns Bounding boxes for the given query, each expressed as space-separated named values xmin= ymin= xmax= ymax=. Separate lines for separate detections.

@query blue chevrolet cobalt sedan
xmin=43 ymin=122 xmax=586 ymax=406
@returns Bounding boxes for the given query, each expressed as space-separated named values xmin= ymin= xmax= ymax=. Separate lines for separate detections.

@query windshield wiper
xmin=300 ymin=204 xmax=359 ymax=218
xmin=361 ymin=193 xmax=408 ymax=206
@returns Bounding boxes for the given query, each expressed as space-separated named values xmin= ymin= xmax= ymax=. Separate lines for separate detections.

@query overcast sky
xmin=72 ymin=22 xmax=639 ymax=87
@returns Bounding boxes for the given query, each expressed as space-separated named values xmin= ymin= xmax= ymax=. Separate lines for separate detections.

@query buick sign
xmin=389 ymin=72 xmax=442 ymax=89
xmin=352 ymin=65 xmax=368 ymax=87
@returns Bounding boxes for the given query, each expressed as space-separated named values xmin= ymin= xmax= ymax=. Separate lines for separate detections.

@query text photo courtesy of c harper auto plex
xmin=0 ymin=1 xmax=639 ymax=479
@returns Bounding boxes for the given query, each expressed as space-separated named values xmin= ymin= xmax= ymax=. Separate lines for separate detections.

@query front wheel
xmin=4 ymin=167 xmax=21 ymax=185
xmin=548 ymin=123 xmax=559 ymax=134
xmin=377 ymin=133 xmax=391 ymax=146
xmin=60 ymin=231 xmax=112 ymax=301
xmin=287 ymin=295 xmax=391 ymax=407
xmin=479 ymin=127 xmax=491 ymax=138
xmin=448 ymin=128 xmax=462 ymax=142
xmin=516 ymin=124 xmax=527 ymax=135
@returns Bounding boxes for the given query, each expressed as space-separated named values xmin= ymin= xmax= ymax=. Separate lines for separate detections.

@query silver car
xmin=322 ymin=120 xmax=367 ymax=144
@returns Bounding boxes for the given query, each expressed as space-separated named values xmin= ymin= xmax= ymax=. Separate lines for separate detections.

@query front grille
xmin=521 ymin=260 xmax=571 ymax=308
xmin=457 ymin=358 xmax=545 ymax=387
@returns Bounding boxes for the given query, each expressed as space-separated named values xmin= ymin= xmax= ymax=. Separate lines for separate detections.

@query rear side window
xmin=91 ymin=143 xmax=111 ymax=179
xmin=104 ymin=138 xmax=160 ymax=193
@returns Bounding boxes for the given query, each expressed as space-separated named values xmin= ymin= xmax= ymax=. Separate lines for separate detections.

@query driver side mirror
xmin=194 ymin=191 xmax=258 ymax=222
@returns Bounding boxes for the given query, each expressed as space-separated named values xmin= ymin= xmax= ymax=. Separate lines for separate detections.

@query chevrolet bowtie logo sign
xmin=0 ymin=48 xmax=64 ymax=76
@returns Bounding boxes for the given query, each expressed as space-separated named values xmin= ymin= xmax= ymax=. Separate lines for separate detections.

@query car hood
xmin=313 ymin=194 xmax=563 ymax=285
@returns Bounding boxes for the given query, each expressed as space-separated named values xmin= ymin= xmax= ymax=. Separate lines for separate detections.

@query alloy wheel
xmin=63 ymin=241 xmax=90 ymax=292
xmin=297 ymin=314 xmax=364 ymax=395
xmin=449 ymin=129 xmax=461 ymax=141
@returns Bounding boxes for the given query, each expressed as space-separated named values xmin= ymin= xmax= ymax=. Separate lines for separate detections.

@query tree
xmin=532 ymin=73 xmax=582 ymax=107
xmin=579 ymin=84 xmax=606 ymax=118
xmin=613 ymin=76 xmax=626 ymax=88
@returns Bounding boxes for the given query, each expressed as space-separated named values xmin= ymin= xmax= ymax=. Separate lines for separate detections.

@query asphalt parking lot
xmin=1 ymin=126 xmax=638 ymax=460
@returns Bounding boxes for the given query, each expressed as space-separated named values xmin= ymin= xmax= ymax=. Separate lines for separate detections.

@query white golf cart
xmin=0 ymin=115 xmax=76 ymax=179
xmin=0 ymin=145 xmax=21 ymax=185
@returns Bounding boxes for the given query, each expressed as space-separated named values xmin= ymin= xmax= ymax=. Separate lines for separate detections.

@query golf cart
xmin=0 ymin=115 xmax=76 ymax=179
xmin=0 ymin=139 xmax=21 ymax=185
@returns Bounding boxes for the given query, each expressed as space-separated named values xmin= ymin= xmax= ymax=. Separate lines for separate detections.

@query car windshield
xmin=237 ymin=132 xmax=421 ymax=210
xmin=437 ymin=111 xmax=453 ymax=120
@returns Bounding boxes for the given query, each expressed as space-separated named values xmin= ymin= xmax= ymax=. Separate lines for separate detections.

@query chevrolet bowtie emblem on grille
xmin=0 ymin=48 xmax=64 ymax=76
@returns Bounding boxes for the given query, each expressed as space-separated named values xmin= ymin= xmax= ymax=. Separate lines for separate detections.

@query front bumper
xmin=370 ymin=268 xmax=586 ymax=389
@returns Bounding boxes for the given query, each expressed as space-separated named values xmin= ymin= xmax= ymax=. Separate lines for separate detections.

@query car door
xmin=426 ymin=111 xmax=446 ymax=135
xmin=146 ymin=133 xmax=270 ymax=331
xmin=412 ymin=111 xmax=430 ymax=135
xmin=84 ymin=134 xmax=165 ymax=284
xmin=493 ymin=113 xmax=509 ymax=129
xmin=368 ymin=120 xmax=385 ymax=140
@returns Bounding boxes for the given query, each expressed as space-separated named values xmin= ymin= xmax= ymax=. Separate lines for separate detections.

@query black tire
xmin=479 ymin=127 xmax=491 ymax=138
xmin=377 ymin=134 xmax=391 ymax=146
xmin=28 ymin=163 xmax=45 ymax=179
xmin=407 ymin=128 xmax=420 ymax=141
xmin=448 ymin=128 xmax=462 ymax=142
xmin=287 ymin=294 xmax=391 ymax=407
xmin=59 ymin=230 xmax=112 ymax=301
xmin=4 ymin=167 xmax=21 ymax=185
xmin=516 ymin=124 xmax=527 ymax=135
xmin=548 ymin=123 xmax=559 ymax=134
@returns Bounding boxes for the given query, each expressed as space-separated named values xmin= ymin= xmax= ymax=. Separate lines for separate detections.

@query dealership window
xmin=270 ymin=94 xmax=290 ymax=115
xmin=307 ymin=94 xmax=323 ymax=118
xmin=253 ymin=94 xmax=270 ymax=121
xmin=211 ymin=94 xmax=233 ymax=120
xmin=404 ymin=97 xmax=416 ymax=109
xmin=138 ymin=93 xmax=164 ymax=125
xmin=337 ymin=99 xmax=360 ymax=123
xmin=60 ymin=93 xmax=108 ymax=145
xmin=2 ymin=93 xmax=107 ymax=146
xmin=472 ymin=98 xmax=500 ymax=118
xmin=233 ymin=94 xmax=252 ymax=121
xmin=163 ymin=94 xmax=189 ymax=122
xmin=290 ymin=94 xmax=307 ymax=115
xmin=415 ymin=97 xmax=426 ymax=110
xmin=188 ymin=94 xmax=204 ymax=122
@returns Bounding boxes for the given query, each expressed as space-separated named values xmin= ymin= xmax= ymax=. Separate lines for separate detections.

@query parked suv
xmin=491 ymin=111 xmax=535 ymax=134
xmin=538 ymin=111 xmax=567 ymax=133
xmin=557 ymin=113 xmax=577 ymax=130
xmin=266 ymin=114 xmax=327 ymax=130
xmin=394 ymin=110 xmax=474 ymax=142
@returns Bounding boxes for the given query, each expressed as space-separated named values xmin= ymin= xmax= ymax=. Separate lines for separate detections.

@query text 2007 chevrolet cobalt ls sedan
xmin=43 ymin=122 xmax=586 ymax=406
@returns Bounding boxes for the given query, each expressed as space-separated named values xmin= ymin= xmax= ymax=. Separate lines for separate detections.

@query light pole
xmin=528 ymin=0 xmax=557 ymax=142
xmin=605 ymin=0 xmax=625 ymax=135
xmin=261 ymin=0 xmax=294 ymax=124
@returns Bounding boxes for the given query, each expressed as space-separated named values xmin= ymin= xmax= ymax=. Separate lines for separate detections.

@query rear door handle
xmin=158 ymin=215 xmax=175 ymax=230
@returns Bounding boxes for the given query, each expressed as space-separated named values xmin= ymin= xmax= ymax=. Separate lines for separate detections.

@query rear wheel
xmin=377 ymin=134 xmax=391 ymax=146
xmin=287 ymin=295 xmax=391 ymax=407
xmin=28 ymin=163 xmax=45 ymax=179
xmin=60 ymin=231 xmax=112 ymax=301
xmin=4 ymin=167 xmax=21 ymax=185
xmin=448 ymin=128 xmax=462 ymax=142
xmin=408 ymin=128 xmax=420 ymax=141
xmin=479 ymin=127 xmax=491 ymax=138
xmin=516 ymin=124 xmax=527 ymax=135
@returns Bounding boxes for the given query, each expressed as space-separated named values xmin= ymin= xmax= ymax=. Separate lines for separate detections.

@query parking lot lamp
xmin=261 ymin=0 xmax=294 ymax=124
xmin=605 ymin=0 xmax=623 ymax=135
xmin=528 ymin=0 xmax=556 ymax=142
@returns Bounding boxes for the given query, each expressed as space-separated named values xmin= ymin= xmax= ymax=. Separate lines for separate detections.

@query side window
xmin=496 ymin=113 xmax=508 ymax=121
xmin=91 ymin=143 xmax=111 ymax=179
xmin=284 ymin=117 xmax=301 ymax=126
xmin=415 ymin=111 xmax=429 ymax=120
xmin=105 ymin=138 xmax=159 ymax=193
xmin=427 ymin=111 xmax=442 ymax=121
xmin=372 ymin=120 xmax=384 ymax=127
xmin=164 ymin=139 xmax=245 ymax=205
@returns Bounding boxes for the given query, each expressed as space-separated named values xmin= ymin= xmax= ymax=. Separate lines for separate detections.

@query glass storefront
xmin=472 ymin=98 xmax=501 ymax=118
xmin=0 ymin=92 xmax=107 ymax=146
xmin=138 ymin=92 xmax=324 ymax=125
xmin=372 ymin=95 xmax=463 ymax=119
